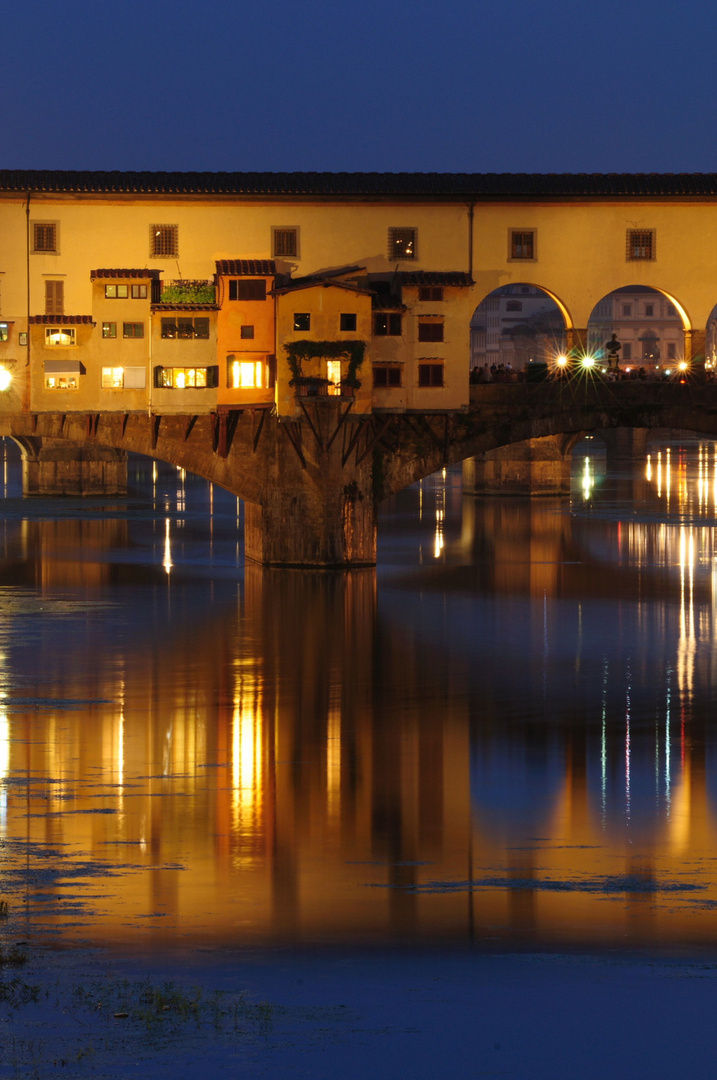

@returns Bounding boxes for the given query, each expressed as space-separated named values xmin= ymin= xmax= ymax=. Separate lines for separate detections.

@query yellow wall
xmin=216 ymin=273 xmax=275 ymax=408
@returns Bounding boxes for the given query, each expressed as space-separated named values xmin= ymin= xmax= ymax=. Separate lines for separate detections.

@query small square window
xmin=418 ymin=363 xmax=444 ymax=387
xmin=131 ymin=284 xmax=148 ymax=299
xmin=626 ymin=229 xmax=655 ymax=260
xmin=105 ymin=284 xmax=129 ymax=299
xmin=374 ymin=313 xmax=402 ymax=336
xmin=33 ymin=223 xmax=58 ymax=253
xmin=510 ymin=230 xmax=535 ymax=260
xmin=388 ymin=228 xmax=417 ymax=260
xmin=418 ymin=286 xmax=443 ymax=301
xmin=272 ymin=228 xmax=298 ymax=258
xmin=123 ymin=322 xmax=144 ymax=339
xmin=161 ymin=318 xmax=178 ymax=339
xmin=150 ymin=224 xmax=178 ymax=258
xmin=102 ymin=322 xmax=117 ymax=339
xmin=240 ymin=325 xmax=255 ymax=339
xmin=418 ymin=320 xmax=444 ymax=343
xmin=340 ymin=313 xmax=357 ymax=331
xmin=294 ymin=313 xmax=311 ymax=331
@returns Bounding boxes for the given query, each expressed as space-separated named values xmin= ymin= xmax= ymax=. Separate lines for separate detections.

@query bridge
xmin=2 ymin=379 xmax=714 ymax=566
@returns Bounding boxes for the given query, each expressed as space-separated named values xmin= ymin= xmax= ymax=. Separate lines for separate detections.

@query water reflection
xmin=0 ymin=444 xmax=716 ymax=951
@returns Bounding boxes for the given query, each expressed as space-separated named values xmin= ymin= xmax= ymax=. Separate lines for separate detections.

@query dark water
xmin=0 ymin=437 xmax=717 ymax=954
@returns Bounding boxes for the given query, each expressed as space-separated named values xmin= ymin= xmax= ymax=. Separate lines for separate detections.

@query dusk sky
xmin=5 ymin=0 xmax=717 ymax=174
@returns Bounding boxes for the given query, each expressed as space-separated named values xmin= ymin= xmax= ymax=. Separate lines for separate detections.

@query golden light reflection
xmin=677 ymin=526 xmax=696 ymax=701
xmin=231 ymin=678 xmax=264 ymax=857
xmin=163 ymin=517 xmax=172 ymax=574
xmin=581 ymin=457 xmax=594 ymax=501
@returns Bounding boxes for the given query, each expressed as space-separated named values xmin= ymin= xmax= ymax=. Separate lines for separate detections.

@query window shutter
xmin=45 ymin=280 xmax=64 ymax=317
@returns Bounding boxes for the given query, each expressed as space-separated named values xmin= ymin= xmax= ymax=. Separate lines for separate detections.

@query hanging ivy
xmin=284 ymin=340 xmax=366 ymax=388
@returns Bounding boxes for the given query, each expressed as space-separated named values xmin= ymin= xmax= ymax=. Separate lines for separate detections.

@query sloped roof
xmin=29 ymin=315 xmax=94 ymax=324
xmin=91 ymin=268 xmax=162 ymax=279
xmin=215 ymin=259 xmax=277 ymax=276
xmin=397 ymin=271 xmax=474 ymax=287
xmin=5 ymin=170 xmax=717 ymax=199
xmin=272 ymin=278 xmax=372 ymax=297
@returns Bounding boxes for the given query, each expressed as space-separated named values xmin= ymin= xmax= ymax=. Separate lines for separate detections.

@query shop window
xmin=45 ymin=327 xmax=75 ymax=346
xmin=294 ymin=313 xmax=310 ymax=331
xmin=102 ymin=322 xmax=117 ymax=339
xmin=272 ymin=228 xmax=298 ymax=258
xmin=418 ymin=320 xmax=444 ymax=342
xmin=374 ymin=313 xmax=402 ymax=336
xmin=418 ymin=363 xmax=444 ymax=387
xmin=388 ymin=227 xmax=416 ymax=260
xmin=373 ymin=366 xmax=401 ymax=388
xmin=229 ymin=280 xmax=266 ymax=301
xmin=123 ymin=322 xmax=144 ymax=339
xmin=150 ymin=224 xmax=178 ymax=257
xmin=340 ymin=313 xmax=357 ymax=331
xmin=418 ymin=286 xmax=443 ymax=301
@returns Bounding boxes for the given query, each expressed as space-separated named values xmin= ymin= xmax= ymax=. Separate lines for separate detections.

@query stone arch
xmin=587 ymin=285 xmax=691 ymax=373
xmin=469 ymin=283 xmax=573 ymax=376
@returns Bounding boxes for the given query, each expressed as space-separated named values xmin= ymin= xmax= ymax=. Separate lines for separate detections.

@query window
xmin=160 ymin=317 xmax=209 ymax=339
xmin=272 ymin=228 xmax=298 ymax=258
xmin=373 ymin=365 xmax=401 ymax=388
xmin=418 ymin=363 xmax=444 ymax=387
xmin=667 ymin=303 xmax=677 ymax=316
xmin=510 ymin=230 xmax=535 ymax=260
xmin=374 ymin=312 xmax=402 ymax=336
xmin=229 ymin=279 xmax=267 ymax=301
xmin=506 ymin=300 xmax=522 ymax=312
xmin=418 ymin=286 xmax=443 ymax=302
xmin=645 ymin=303 xmax=654 ymax=317
xmin=45 ymin=327 xmax=75 ymax=346
xmin=623 ymin=343 xmax=632 ymax=360
xmin=154 ymin=366 xmax=218 ymax=388
xmin=340 ymin=313 xmax=357 ymax=331
xmin=45 ymin=280 xmax=64 ymax=317
xmin=388 ymin=228 xmax=417 ymax=260
xmin=294 ymin=313 xmax=311 ymax=331
xmin=33 ymin=223 xmax=58 ymax=253
xmin=418 ymin=320 xmax=444 ymax=342
xmin=102 ymin=322 xmax=117 ymax=339
xmin=626 ymin=229 xmax=655 ymax=260
xmin=102 ymin=367 xmax=125 ymax=388
xmin=45 ymin=374 xmax=78 ymax=389
xmin=0 ymin=324 xmax=9 ymax=342
xmin=667 ymin=343 xmax=677 ymax=360
xmin=240 ymin=325 xmax=255 ymax=339
xmin=622 ymin=304 xmax=632 ymax=317
xmin=228 ymin=357 xmax=265 ymax=389
xmin=131 ymin=284 xmax=148 ymax=299
xmin=123 ymin=322 xmax=144 ymax=339
xmin=150 ymin=224 xmax=178 ymax=258
xmin=105 ymin=284 xmax=129 ymax=299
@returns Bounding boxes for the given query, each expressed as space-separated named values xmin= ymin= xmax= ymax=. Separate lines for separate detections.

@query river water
xmin=0 ymin=436 xmax=717 ymax=956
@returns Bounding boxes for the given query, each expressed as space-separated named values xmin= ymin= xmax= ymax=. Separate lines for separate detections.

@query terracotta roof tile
xmin=215 ymin=260 xmax=277 ymax=276
xmin=397 ymin=271 xmax=474 ymax=287
xmin=29 ymin=315 xmax=95 ymax=324
xmin=91 ymin=268 xmax=162 ymax=279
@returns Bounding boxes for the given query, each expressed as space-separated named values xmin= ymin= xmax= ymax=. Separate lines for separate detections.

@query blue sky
xmin=5 ymin=0 xmax=716 ymax=173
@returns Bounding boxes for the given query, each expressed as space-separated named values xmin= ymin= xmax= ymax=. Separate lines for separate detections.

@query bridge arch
xmin=469 ymin=283 xmax=573 ymax=376
xmin=587 ymin=285 xmax=691 ymax=373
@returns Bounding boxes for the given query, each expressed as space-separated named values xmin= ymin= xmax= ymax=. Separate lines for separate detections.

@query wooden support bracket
xmin=282 ymin=421 xmax=307 ymax=469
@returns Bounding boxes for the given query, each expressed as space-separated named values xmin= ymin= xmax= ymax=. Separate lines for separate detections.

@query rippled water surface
xmin=1 ymin=437 xmax=717 ymax=954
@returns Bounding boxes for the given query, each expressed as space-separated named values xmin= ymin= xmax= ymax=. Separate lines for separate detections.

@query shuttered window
xmin=45 ymin=280 xmax=64 ymax=317
xmin=33 ymin=223 xmax=58 ymax=252
xmin=272 ymin=228 xmax=298 ymax=258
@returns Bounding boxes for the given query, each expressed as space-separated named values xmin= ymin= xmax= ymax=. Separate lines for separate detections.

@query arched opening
xmin=469 ymin=284 xmax=568 ymax=379
xmin=587 ymin=286 xmax=687 ymax=378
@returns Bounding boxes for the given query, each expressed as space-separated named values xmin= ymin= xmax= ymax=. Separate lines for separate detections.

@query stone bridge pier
xmin=19 ymin=437 xmax=127 ymax=496
xmin=462 ymin=435 xmax=572 ymax=496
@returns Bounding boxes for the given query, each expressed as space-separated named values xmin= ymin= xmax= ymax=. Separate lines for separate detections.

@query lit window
xmin=0 ymin=323 xmax=9 ymax=342
xmin=229 ymin=358 xmax=264 ymax=389
xmin=374 ymin=313 xmax=402 ymax=336
xmin=340 ymin=313 xmax=357 ymax=331
xmin=294 ymin=313 xmax=310 ymax=331
xmin=272 ymin=228 xmax=298 ymax=258
xmin=160 ymin=317 xmax=209 ymax=339
xmin=418 ymin=363 xmax=444 ymax=387
xmin=154 ymin=366 xmax=218 ymax=388
xmin=44 ymin=375 xmax=78 ymax=389
xmin=626 ymin=229 xmax=655 ymax=260
xmin=105 ymin=284 xmax=129 ymax=299
xmin=33 ymin=223 xmax=58 ymax=252
xmin=123 ymin=322 xmax=144 ymax=338
xmin=229 ymin=280 xmax=267 ymax=301
xmin=45 ymin=327 xmax=75 ymax=346
xmin=150 ymin=224 xmax=178 ymax=257
xmin=102 ymin=322 xmax=117 ymax=338
xmin=510 ymin=230 xmax=535 ymax=259
xmin=388 ymin=228 xmax=417 ymax=260
xmin=101 ymin=367 xmax=125 ymax=388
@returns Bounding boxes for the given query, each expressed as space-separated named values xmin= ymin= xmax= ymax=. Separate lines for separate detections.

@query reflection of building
xmin=588 ymin=286 xmax=683 ymax=371
xmin=470 ymin=286 xmax=564 ymax=371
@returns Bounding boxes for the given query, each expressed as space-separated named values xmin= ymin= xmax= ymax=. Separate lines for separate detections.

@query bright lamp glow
xmin=556 ymin=355 xmax=567 ymax=366
xmin=582 ymin=356 xmax=595 ymax=368
xmin=678 ymin=361 xmax=688 ymax=371
xmin=0 ymin=368 xmax=11 ymax=392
